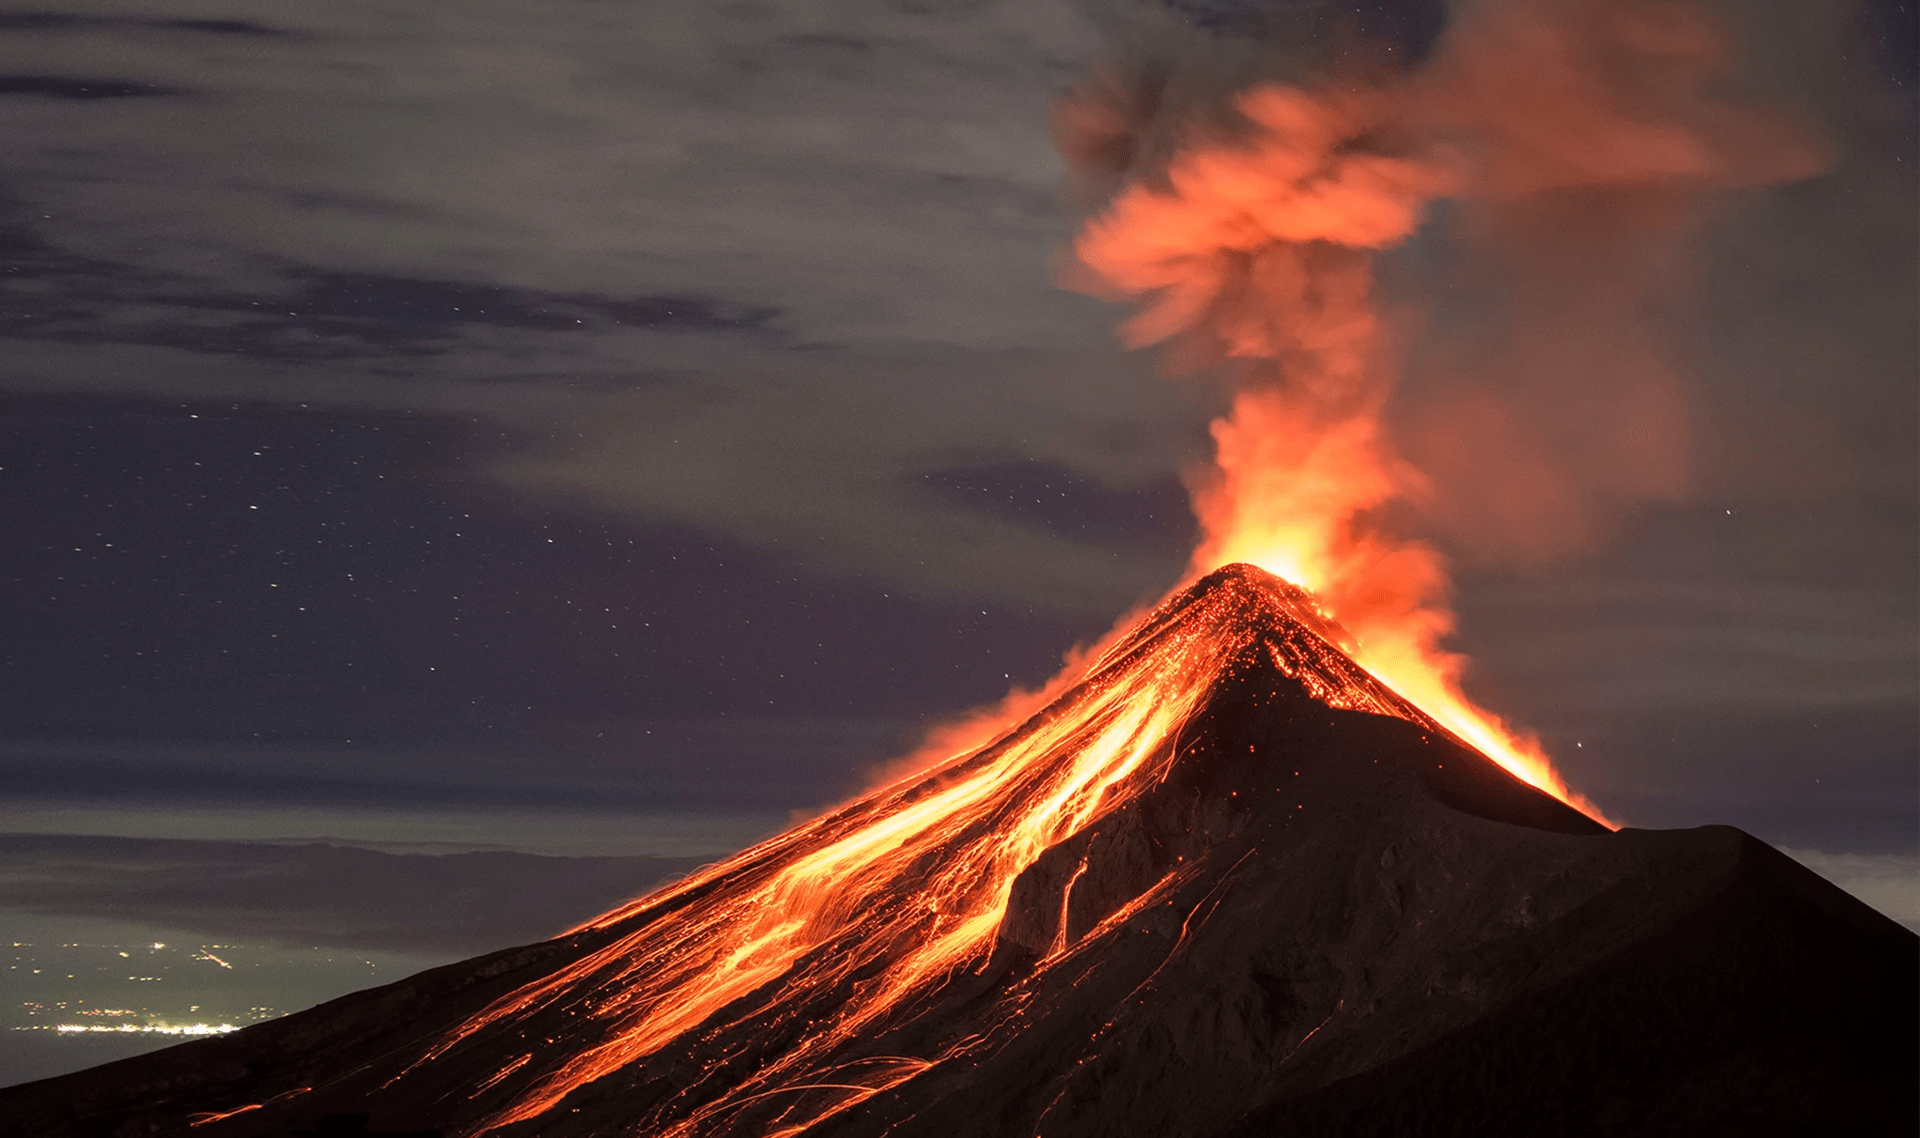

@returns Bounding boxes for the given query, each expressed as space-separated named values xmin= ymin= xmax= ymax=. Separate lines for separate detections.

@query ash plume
xmin=1049 ymin=0 xmax=1827 ymax=807
xmin=1058 ymin=0 xmax=1827 ymax=566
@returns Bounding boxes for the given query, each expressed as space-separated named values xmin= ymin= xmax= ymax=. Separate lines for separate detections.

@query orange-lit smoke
xmin=1396 ymin=0 xmax=1826 ymax=563
xmin=1055 ymin=0 xmax=1822 ymax=815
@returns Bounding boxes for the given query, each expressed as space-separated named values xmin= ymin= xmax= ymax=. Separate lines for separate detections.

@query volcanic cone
xmin=4 ymin=565 xmax=1912 ymax=1137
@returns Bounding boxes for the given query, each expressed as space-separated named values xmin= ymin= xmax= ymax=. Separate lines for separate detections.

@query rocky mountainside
xmin=4 ymin=565 xmax=1912 ymax=1137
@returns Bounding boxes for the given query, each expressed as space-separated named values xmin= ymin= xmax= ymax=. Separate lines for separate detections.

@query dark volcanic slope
xmin=2 ymin=565 xmax=1912 ymax=1138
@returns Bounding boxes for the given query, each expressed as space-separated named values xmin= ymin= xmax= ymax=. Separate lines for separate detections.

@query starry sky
xmin=0 ymin=0 xmax=1914 ymax=1040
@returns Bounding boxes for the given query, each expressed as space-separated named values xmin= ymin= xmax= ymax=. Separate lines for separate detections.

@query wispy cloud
xmin=1783 ymin=848 xmax=1920 ymax=928
xmin=0 ymin=832 xmax=698 ymax=952
xmin=0 ymin=0 xmax=1220 ymax=609
xmin=0 ymin=0 xmax=1104 ymax=347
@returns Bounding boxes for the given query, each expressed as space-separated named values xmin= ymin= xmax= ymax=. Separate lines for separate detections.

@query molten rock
xmin=3 ymin=566 xmax=1912 ymax=1137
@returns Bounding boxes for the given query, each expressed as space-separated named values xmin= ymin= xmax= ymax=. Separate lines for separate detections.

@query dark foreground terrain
xmin=3 ymin=566 xmax=1912 ymax=1137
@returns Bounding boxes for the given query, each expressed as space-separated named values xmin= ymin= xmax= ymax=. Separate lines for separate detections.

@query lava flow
xmin=1185 ymin=387 xmax=1599 ymax=815
xmin=18 ymin=562 xmax=1915 ymax=1138
xmin=403 ymin=567 xmax=1455 ymax=1135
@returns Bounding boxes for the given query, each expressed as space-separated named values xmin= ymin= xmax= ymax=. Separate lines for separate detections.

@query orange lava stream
xmin=432 ymin=581 xmax=1292 ymax=1133
xmin=1190 ymin=389 xmax=1609 ymax=821
xmin=422 ymin=574 xmax=1433 ymax=1135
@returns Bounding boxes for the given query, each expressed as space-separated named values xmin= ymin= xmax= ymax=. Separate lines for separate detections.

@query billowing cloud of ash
xmin=1058 ymin=0 xmax=1830 ymax=575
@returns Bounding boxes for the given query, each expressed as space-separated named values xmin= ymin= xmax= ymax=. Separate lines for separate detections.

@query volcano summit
xmin=4 ymin=565 xmax=1912 ymax=1137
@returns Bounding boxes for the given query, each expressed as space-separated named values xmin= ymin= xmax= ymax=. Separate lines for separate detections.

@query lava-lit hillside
xmin=3 ymin=566 xmax=1913 ymax=1137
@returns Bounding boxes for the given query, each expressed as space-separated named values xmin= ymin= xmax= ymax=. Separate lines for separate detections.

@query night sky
xmin=0 ymin=0 xmax=1914 ymax=1084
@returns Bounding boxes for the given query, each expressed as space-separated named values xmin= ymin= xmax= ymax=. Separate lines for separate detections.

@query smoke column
xmin=1051 ymin=0 xmax=1824 ymax=812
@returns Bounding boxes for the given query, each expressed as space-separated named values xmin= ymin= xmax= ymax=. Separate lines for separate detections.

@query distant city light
xmin=43 ymin=1022 xmax=239 ymax=1036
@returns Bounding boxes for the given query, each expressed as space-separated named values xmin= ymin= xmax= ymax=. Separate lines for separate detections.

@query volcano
xmin=4 ymin=565 xmax=1913 ymax=1137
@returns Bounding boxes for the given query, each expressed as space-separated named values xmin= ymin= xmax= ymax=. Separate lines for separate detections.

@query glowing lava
xmin=1188 ymin=387 xmax=1603 ymax=816
xmin=411 ymin=567 xmax=1468 ymax=1135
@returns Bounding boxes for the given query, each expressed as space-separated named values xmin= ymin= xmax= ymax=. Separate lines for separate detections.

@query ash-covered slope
xmin=4 ymin=565 xmax=1912 ymax=1137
